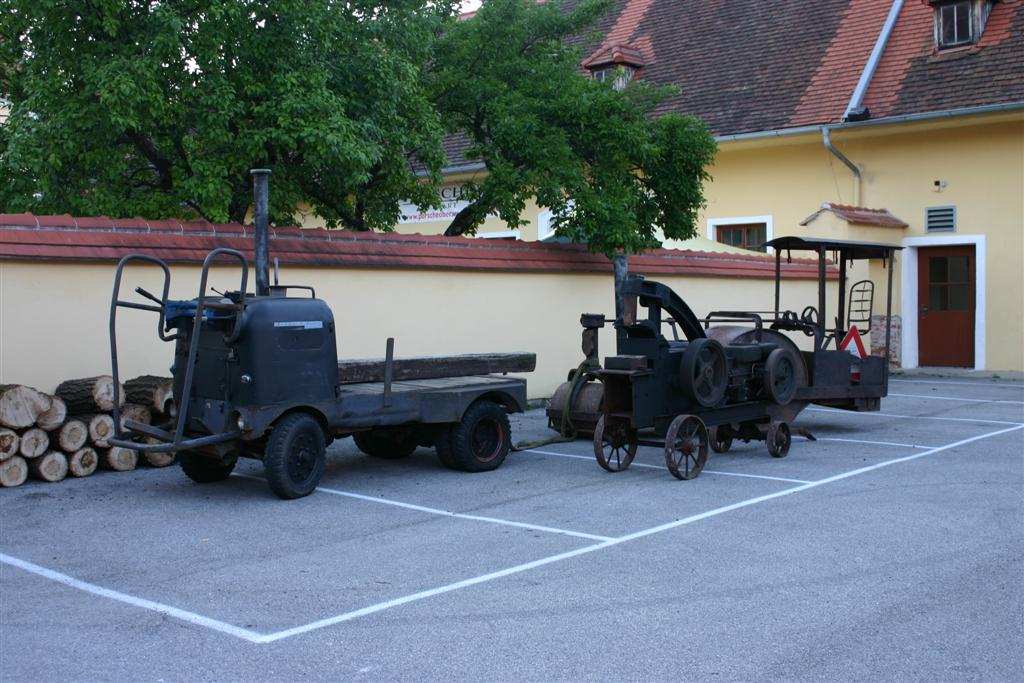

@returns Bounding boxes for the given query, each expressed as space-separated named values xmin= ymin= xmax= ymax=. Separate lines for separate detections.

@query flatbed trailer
xmin=108 ymin=170 xmax=533 ymax=499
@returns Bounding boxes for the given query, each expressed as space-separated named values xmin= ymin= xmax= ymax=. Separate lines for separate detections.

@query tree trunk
xmin=85 ymin=414 xmax=116 ymax=448
xmin=18 ymin=427 xmax=49 ymax=459
xmin=0 ymin=456 xmax=28 ymax=487
xmin=100 ymin=446 xmax=137 ymax=472
xmin=0 ymin=428 xmax=19 ymax=461
xmin=55 ymin=376 xmax=124 ymax=414
xmin=124 ymin=376 xmax=174 ymax=415
xmin=28 ymin=450 xmax=68 ymax=482
xmin=57 ymin=419 xmax=89 ymax=453
xmin=36 ymin=396 xmax=68 ymax=431
xmin=0 ymin=384 xmax=52 ymax=429
xmin=67 ymin=447 xmax=99 ymax=477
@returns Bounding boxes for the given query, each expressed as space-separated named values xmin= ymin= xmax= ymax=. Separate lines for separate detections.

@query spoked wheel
xmin=680 ymin=339 xmax=728 ymax=407
xmin=664 ymin=414 xmax=708 ymax=480
xmin=709 ymin=424 xmax=734 ymax=454
xmin=592 ymin=415 xmax=638 ymax=472
xmin=264 ymin=413 xmax=326 ymax=499
xmin=765 ymin=348 xmax=798 ymax=406
xmin=449 ymin=400 xmax=511 ymax=472
xmin=766 ymin=421 xmax=792 ymax=458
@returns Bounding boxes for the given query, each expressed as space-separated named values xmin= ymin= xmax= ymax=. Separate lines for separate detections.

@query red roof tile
xmin=801 ymin=203 xmax=908 ymax=228
xmin=0 ymin=214 xmax=833 ymax=280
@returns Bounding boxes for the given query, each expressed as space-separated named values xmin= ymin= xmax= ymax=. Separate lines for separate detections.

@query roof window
xmin=582 ymin=43 xmax=644 ymax=91
xmin=930 ymin=0 xmax=997 ymax=49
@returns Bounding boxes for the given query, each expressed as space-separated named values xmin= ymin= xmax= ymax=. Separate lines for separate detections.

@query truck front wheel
xmin=264 ymin=413 xmax=326 ymax=499
xmin=449 ymin=400 xmax=511 ymax=472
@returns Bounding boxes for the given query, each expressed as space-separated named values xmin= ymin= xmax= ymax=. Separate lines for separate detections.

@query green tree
xmin=431 ymin=0 xmax=716 ymax=256
xmin=0 ymin=0 xmax=455 ymax=228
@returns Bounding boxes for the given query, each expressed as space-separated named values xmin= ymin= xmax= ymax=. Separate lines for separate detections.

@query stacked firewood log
xmin=0 ymin=375 xmax=175 ymax=488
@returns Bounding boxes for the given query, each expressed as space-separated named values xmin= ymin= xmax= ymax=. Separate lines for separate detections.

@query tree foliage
xmin=0 ymin=0 xmax=455 ymax=227
xmin=431 ymin=0 xmax=717 ymax=255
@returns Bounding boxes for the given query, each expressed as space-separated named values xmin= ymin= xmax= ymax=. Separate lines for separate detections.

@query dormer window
xmin=931 ymin=0 xmax=997 ymax=49
xmin=591 ymin=65 xmax=636 ymax=91
xmin=582 ymin=43 xmax=644 ymax=92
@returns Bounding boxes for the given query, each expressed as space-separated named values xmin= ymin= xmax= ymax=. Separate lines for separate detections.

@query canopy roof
xmin=765 ymin=236 xmax=903 ymax=261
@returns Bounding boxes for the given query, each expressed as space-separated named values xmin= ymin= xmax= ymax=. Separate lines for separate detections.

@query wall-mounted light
xmin=933 ymin=180 xmax=947 ymax=192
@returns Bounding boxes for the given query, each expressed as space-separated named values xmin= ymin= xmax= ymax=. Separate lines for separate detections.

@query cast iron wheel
xmin=709 ymin=424 xmax=734 ymax=454
xmin=179 ymin=451 xmax=237 ymax=483
xmin=680 ymin=338 xmax=728 ymax=407
xmin=449 ymin=401 xmax=511 ymax=472
xmin=664 ymin=415 xmax=709 ymax=480
xmin=766 ymin=421 xmax=792 ymax=458
xmin=592 ymin=415 xmax=638 ymax=472
xmin=765 ymin=348 xmax=798 ymax=406
xmin=264 ymin=413 xmax=326 ymax=499
xmin=353 ymin=428 xmax=418 ymax=459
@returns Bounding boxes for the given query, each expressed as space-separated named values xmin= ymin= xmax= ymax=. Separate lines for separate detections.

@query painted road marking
xmin=807 ymin=407 xmax=1023 ymax=426
xmin=890 ymin=378 xmax=1023 ymax=389
xmin=233 ymin=473 xmax=612 ymax=542
xmin=4 ymin=424 xmax=1021 ymax=644
xmin=888 ymin=392 xmax=1024 ymax=405
xmin=816 ymin=437 xmax=932 ymax=449
xmin=523 ymin=448 xmax=811 ymax=484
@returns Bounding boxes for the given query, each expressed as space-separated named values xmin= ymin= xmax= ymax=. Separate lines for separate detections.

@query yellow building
xmin=411 ymin=0 xmax=1024 ymax=373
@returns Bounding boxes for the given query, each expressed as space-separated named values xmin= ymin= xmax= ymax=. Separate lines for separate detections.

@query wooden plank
xmin=338 ymin=353 xmax=536 ymax=385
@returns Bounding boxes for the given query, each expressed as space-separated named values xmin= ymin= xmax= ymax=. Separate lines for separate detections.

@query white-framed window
xmin=937 ymin=0 xmax=973 ymax=47
xmin=707 ymin=215 xmax=774 ymax=252
xmin=474 ymin=229 xmax=521 ymax=240
xmin=591 ymin=65 xmax=635 ymax=92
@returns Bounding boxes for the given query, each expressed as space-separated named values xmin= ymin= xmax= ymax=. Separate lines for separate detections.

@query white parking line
xmin=816 ymin=437 xmax=932 ymax=449
xmin=4 ymin=423 xmax=1021 ymax=644
xmin=890 ymin=378 xmax=1023 ymax=389
xmin=807 ymin=407 xmax=1024 ymax=426
xmin=232 ymin=473 xmax=612 ymax=542
xmin=888 ymin=392 xmax=1024 ymax=405
xmin=523 ymin=448 xmax=811 ymax=484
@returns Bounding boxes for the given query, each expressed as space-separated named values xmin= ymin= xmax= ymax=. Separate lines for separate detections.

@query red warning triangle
xmin=839 ymin=326 xmax=867 ymax=358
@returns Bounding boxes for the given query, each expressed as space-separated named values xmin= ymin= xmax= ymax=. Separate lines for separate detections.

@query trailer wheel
xmin=434 ymin=424 xmax=459 ymax=469
xmin=709 ymin=424 xmax=733 ymax=453
xmin=264 ymin=413 xmax=326 ymax=499
xmin=353 ymin=428 xmax=417 ymax=459
xmin=766 ymin=421 xmax=791 ymax=458
xmin=445 ymin=401 xmax=510 ymax=472
xmin=593 ymin=415 xmax=638 ymax=472
xmin=665 ymin=414 xmax=708 ymax=480
xmin=765 ymin=348 xmax=798 ymax=405
xmin=179 ymin=451 xmax=236 ymax=483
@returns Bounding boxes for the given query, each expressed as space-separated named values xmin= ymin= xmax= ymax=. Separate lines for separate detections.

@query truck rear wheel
xmin=449 ymin=400 xmax=511 ymax=472
xmin=180 ymin=451 xmax=236 ymax=483
xmin=264 ymin=413 xmax=326 ymax=499
xmin=354 ymin=428 xmax=418 ymax=459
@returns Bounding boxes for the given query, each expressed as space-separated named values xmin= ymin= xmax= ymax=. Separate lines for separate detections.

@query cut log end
xmin=28 ymin=451 xmax=68 ymax=482
xmin=141 ymin=440 xmax=177 ymax=467
xmin=57 ymin=419 xmax=89 ymax=453
xmin=36 ymin=396 xmax=68 ymax=431
xmin=86 ymin=414 xmax=116 ymax=448
xmin=101 ymin=446 xmax=137 ymax=472
xmin=0 ymin=456 xmax=28 ymax=487
xmin=56 ymin=376 xmax=124 ymax=414
xmin=18 ymin=427 xmax=49 ymax=459
xmin=124 ymin=376 xmax=175 ymax=415
xmin=0 ymin=385 xmax=52 ymax=429
xmin=67 ymin=447 xmax=99 ymax=477
xmin=0 ymin=428 xmax=20 ymax=461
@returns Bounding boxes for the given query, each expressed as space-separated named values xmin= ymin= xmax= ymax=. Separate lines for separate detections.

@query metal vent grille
xmin=926 ymin=206 xmax=956 ymax=232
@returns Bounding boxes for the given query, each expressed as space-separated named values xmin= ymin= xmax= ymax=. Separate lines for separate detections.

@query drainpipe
xmin=822 ymin=126 xmax=862 ymax=206
xmin=844 ymin=0 xmax=904 ymax=121
xmin=822 ymin=0 xmax=902 ymax=207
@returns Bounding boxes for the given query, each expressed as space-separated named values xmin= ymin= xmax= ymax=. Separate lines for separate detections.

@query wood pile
xmin=0 ymin=376 xmax=176 ymax=488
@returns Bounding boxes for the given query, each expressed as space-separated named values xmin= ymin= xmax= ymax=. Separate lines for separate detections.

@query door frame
xmin=901 ymin=234 xmax=986 ymax=370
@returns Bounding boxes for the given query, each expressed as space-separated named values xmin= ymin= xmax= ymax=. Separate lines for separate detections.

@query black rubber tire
xmin=434 ymin=424 xmax=459 ymax=469
xmin=353 ymin=428 xmax=418 ymax=459
xmin=179 ymin=451 xmax=236 ymax=483
xmin=263 ymin=413 xmax=326 ymax=499
xmin=449 ymin=401 xmax=511 ymax=472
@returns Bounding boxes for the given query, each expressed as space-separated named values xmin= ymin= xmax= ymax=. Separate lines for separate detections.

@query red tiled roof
xmin=800 ymin=203 xmax=908 ymax=228
xmin=0 ymin=214 xmax=833 ymax=280
xmin=581 ymin=43 xmax=646 ymax=68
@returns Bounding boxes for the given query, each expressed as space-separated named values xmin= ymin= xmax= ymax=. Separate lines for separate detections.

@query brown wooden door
xmin=917 ymin=246 xmax=975 ymax=367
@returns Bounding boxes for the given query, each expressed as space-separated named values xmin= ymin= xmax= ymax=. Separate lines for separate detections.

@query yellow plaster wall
xmin=0 ymin=259 xmax=822 ymax=398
